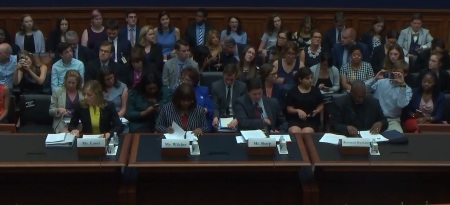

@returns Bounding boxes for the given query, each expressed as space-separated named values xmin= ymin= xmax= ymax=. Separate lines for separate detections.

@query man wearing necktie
xmin=119 ymin=10 xmax=141 ymax=48
xmin=397 ymin=13 xmax=433 ymax=57
xmin=184 ymin=8 xmax=214 ymax=56
xmin=233 ymin=78 xmax=287 ymax=132
xmin=104 ymin=19 xmax=132 ymax=65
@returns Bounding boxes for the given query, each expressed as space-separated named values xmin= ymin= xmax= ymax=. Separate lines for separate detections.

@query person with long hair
xmin=258 ymin=13 xmax=283 ymax=61
xmin=403 ymin=71 xmax=445 ymax=132
xmin=154 ymin=11 xmax=181 ymax=57
xmin=136 ymin=25 xmax=164 ymax=72
xmin=126 ymin=72 xmax=168 ymax=133
xmin=266 ymin=30 xmax=291 ymax=64
xmin=15 ymin=14 xmax=45 ymax=53
xmin=98 ymin=68 xmax=128 ymax=117
xmin=382 ymin=43 xmax=407 ymax=72
xmin=13 ymin=50 xmax=48 ymax=94
xmin=81 ymin=9 xmax=107 ymax=50
xmin=156 ymin=83 xmax=209 ymax=136
xmin=273 ymin=41 xmax=304 ymax=91
xmin=370 ymin=30 xmax=400 ymax=73
xmin=203 ymin=29 xmax=221 ymax=72
xmin=286 ymin=67 xmax=324 ymax=133
xmin=68 ymin=80 xmax=123 ymax=138
xmin=419 ymin=52 xmax=450 ymax=93
xmin=48 ymin=17 xmax=69 ymax=53
xmin=49 ymin=70 xmax=83 ymax=133
xmin=237 ymin=45 xmax=258 ymax=81
xmin=123 ymin=47 xmax=159 ymax=88
xmin=220 ymin=16 xmax=247 ymax=45
xmin=293 ymin=16 xmax=315 ymax=49
xmin=259 ymin=63 xmax=285 ymax=107
xmin=300 ymin=29 xmax=322 ymax=67
xmin=360 ymin=16 xmax=385 ymax=55
xmin=0 ymin=27 xmax=20 ymax=55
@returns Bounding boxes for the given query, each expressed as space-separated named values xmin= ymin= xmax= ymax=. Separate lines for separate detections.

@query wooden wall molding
xmin=1 ymin=7 xmax=450 ymax=51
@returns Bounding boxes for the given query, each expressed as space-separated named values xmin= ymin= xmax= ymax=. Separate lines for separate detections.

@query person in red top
xmin=0 ymin=83 xmax=10 ymax=123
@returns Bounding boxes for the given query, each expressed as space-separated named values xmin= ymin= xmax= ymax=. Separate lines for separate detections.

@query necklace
xmin=308 ymin=46 xmax=321 ymax=58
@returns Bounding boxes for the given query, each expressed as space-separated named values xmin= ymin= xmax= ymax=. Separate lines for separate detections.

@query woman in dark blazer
xmin=156 ymin=83 xmax=209 ymax=136
xmin=135 ymin=25 xmax=164 ymax=73
xmin=123 ymin=47 xmax=160 ymax=88
xmin=69 ymin=80 xmax=123 ymax=138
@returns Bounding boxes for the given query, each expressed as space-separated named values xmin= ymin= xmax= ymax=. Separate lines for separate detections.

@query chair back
xmin=418 ymin=124 xmax=450 ymax=133
xmin=19 ymin=94 xmax=53 ymax=125
xmin=200 ymin=72 xmax=223 ymax=94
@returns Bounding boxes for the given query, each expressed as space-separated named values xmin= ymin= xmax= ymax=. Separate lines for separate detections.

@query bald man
xmin=331 ymin=80 xmax=387 ymax=136
xmin=332 ymin=28 xmax=370 ymax=69
xmin=0 ymin=43 xmax=17 ymax=89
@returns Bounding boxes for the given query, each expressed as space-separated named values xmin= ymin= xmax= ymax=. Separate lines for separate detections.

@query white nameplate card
xmin=161 ymin=139 xmax=190 ymax=148
xmin=341 ymin=138 xmax=370 ymax=147
xmin=248 ymin=138 xmax=276 ymax=147
xmin=77 ymin=138 xmax=106 ymax=147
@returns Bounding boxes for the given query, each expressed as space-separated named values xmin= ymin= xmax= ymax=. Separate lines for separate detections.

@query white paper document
xmin=269 ymin=135 xmax=292 ymax=142
xmin=46 ymin=133 xmax=66 ymax=143
xmin=219 ymin=117 xmax=233 ymax=128
xmin=359 ymin=131 xmax=389 ymax=142
xmin=83 ymin=134 xmax=102 ymax=139
xmin=319 ymin=133 xmax=347 ymax=145
xmin=45 ymin=133 xmax=76 ymax=147
xmin=164 ymin=121 xmax=198 ymax=141
xmin=240 ymin=130 xmax=267 ymax=140
xmin=235 ymin=136 xmax=245 ymax=143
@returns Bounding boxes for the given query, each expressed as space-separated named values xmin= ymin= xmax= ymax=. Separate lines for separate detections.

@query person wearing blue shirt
xmin=365 ymin=61 xmax=412 ymax=133
xmin=51 ymin=42 xmax=84 ymax=90
xmin=0 ymin=43 xmax=17 ymax=89
xmin=220 ymin=16 xmax=247 ymax=45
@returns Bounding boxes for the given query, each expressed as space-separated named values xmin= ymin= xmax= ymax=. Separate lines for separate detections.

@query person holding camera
xmin=365 ymin=61 xmax=413 ymax=133
xmin=13 ymin=51 xmax=48 ymax=94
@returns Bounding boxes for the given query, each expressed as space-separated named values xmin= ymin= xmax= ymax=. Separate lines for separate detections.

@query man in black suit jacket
xmin=55 ymin=30 xmax=94 ymax=66
xmin=331 ymin=80 xmax=387 ymax=136
xmin=322 ymin=11 xmax=346 ymax=53
xmin=211 ymin=64 xmax=247 ymax=129
xmin=118 ymin=10 xmax=140 ymax=48
xmin=332 ymin=28 xmax=370 ymax=69
xmin=85 ymin=41 xmax=120 ymax=82
xmin=95 ymin=19 xmax=132 ymax=65
xmin=234 ymin=78 xmax=287 ymax=132
xmin=184 ymin=8 xmax=214 ymax=54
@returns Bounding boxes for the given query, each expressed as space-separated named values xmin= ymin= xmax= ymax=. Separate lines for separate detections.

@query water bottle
xmin=112 ymin=132 xmax=119 ymax=146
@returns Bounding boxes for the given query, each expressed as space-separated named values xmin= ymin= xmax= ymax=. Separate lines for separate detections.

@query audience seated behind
xmin=183 ymin=8 xmax=215 ymax=54
xmin=98 ymin=68 xmax=128 ymax=118
xmin=285 ymin=67 xmax=324 ymax=134
xmin=322 ymin=11 xmax=346 ymax=54
xmin=0 ymin=43 xmax=17 ymax=90
xmin=237 ymin=45 xmax=258 ymax=82
xmin=330 ymin=80 xmax=388 ymax=136
xmin=123 ymin=47 xmax=159 ymax=88
xmin=259 ymin=63 xmax=286 ymax=109
xmin=93 ymin=19 xmax=132 ymax=65
xmin=359 ymin=16 xmax=385 ymax=56
xmin=210 ymin=64 xmax=247 ymax=130
xmin=162 ymin=39 xmax=198 ymax=92
xmin=257 ymin=13 xmax=283 ymax=64
xmin=155 ymin=10 xmax=181 ymax=56
xmin=273 ymin=41 xmax=304 ymax=92
xmin=49 ymin=70 xmax=83 ymax=133
xmin=53 ymin=30 xmax=95 ymax=67
xmin=68 ymin=80 xmax=123 ymax=138
xmin=414 ymin=38 xmax=449 ymax=73
xmin=265 ymin=30 xmax=291 ymax=65
xmin=48 ymin=17 xmax=69 ymax=54
xmin=84 ymin=40 xmax=121 ymax=82
xmin=126 ymin=72 xmax=168 ymax=133
xmin=0 ymin=27 xmax=21 ymax=55
xmin=339 ymin=44 xmax=374 ymax=91
xmin=418 ymin=52 xmax=450 ymax=94
xmin=136 ymin=25 xmax=164 ymax=73
xmin=370 ymin=30 xmax=399 ymax=74
xmin=397 ymin=13 xmax=433 ymax=57
xmin=13 ymin=51 xmax=49 ymax=94
xmin=155 ymin=83 xmax=209 ymax=135
xmin=51 ymin=42 xmax=85 ymax=90
xmin=118 ymin=10 xmax=140 ymax=48
xmin=81 ymin=9 xmax=107 ymax=50
xmin=233 ymin=78 xmax=287 ymax=132
xmin=203 ymin=29 xmax=221 ymax=72
xmin=310 ymin=52 xmax=340 ymax=93
xmin=292 ymin=15 xmax=315 ymax=50
xmin=15 ymin=14 xmax=46 ymax=53
xmin=332 ymin=28 xmax=370 ymax=70
xmin=403 ymin=71 xmax=444 ymax=133
xmin=300 ymin=30 xmax=322 ymax=68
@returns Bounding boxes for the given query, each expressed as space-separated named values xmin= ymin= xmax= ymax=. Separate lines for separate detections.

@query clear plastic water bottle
xmin=112 ymin=132 xmax=119 ymax=146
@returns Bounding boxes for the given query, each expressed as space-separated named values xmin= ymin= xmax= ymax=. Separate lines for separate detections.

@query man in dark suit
xmin=84 ymin=41 xmax=120 ymax=82
xmin=95 ymin=19 xmax=132 ymax=66
xmin=234 ymin=78 xmax=287 ymax=132
xmin=332 ymin=28 xmax=370 ymax=69
xmin=322 ymin=11 xmax=346 ymax=53
xmin=56 ymin=30 xmax=94 ymax=66
xmin=184 ymin=8 xmax=214 ymax=54
xmin=118 ymin=10 xmax=140 ymax=48
xmin=211 ymin=64 xmax=247 ymax=129
xmin=331 ymin=80 xmax=388 ymax=136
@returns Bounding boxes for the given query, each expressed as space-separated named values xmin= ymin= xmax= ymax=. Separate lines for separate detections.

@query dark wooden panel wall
xmin=1 ymin=8 xmax=450 ymax=50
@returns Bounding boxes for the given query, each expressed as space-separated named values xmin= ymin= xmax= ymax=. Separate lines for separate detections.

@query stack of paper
xmin=45 ymin=133 xmax=76 ymax=147
xmin=358 ymin=131 xmax=389 ymax=142
xmin=240 ymin=130 xmax=267 ymax=140
xmin=319 ymin=133 xmax=347 ymax=145
xmin=164 ymin=121 xmax=198 ymax=141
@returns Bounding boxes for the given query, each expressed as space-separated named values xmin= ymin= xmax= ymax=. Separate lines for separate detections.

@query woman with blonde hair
xmin=49 ymin=70 xmax=83 ymax=133
xmin=136 ymin=25 xmax=163 ymax=72
xmin=68 ymin=80 xmax=123 ymax=138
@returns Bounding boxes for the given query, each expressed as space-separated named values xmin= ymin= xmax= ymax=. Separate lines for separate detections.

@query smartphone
xmin=383 ymin=72 xmax=394 ymax=79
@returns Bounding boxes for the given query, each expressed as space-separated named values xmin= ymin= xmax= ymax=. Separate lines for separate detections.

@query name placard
xmin=341 ymin=138 xmax=370 ymax=147
xmin=77 ymin=138 xmax=106 ymax=147
xmin=161 ymin=139 xmax=190 ymax=148
xmin=248 ymin=138 xmax=276 ymax=147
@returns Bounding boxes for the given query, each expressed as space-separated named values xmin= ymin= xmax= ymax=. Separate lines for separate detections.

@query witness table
xmin=303 ymin=133 xmax=450 ymax=205
xmin=0 ymin=133 xmax=132 ymax=205
xmin=128 ymin=133 xmax=312 ymax=205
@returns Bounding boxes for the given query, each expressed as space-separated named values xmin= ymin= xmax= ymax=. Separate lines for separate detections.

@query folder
xmin=45 ymin=133 xmax=76 ymax=147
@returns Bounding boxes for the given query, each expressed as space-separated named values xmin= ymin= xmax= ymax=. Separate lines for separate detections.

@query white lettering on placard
xmin=161 ymin=139 xmax=190 ymax=148
xmin=341 ymin=138 xmax=371 ymax=147
xmin=248 ymin=138 xmax=276 ymax=147
xmin=77 ymin=138 xmax=106 ymax=147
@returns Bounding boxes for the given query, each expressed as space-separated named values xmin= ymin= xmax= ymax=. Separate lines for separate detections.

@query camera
xmin=383 ymin=72 xmax=395 ymax=79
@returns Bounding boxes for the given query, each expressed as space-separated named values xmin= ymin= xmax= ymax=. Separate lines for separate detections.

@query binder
xmin=45 ymin=133 xmax=76 ymax=147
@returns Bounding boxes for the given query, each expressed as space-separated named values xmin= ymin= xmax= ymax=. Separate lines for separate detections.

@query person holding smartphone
xmin=125 ymin=72 xmax=168 ymax=133
xmin=13 ymin=51 xmax=48 ymax=94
